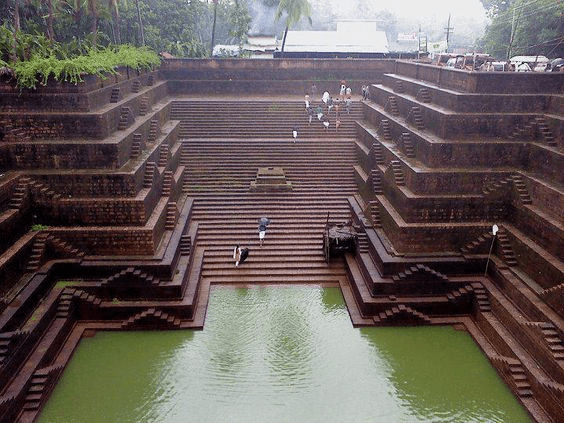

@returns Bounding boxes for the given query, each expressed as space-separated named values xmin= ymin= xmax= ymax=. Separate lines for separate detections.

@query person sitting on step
xmin=233 ymin=245 xmax=249 ymax=266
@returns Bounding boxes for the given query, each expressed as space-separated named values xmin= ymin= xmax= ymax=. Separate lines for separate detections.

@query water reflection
xmin=359 ymin=326 xmax=532 ymax=423
xmin=39 ymin=286 xmax=530 ymax=423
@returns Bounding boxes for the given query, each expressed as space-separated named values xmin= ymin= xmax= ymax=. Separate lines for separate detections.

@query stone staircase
xmin=407 ymin=106 xmax=424 ymax=130
xmin=534 ymin=117 xmax=557 ymax=147
xmin=416 ymin=88 xmax=432 ymax=103
xmin=353 ymin=69 xmax=563 ymax=423
xmin=490 ymin=355 xmax=533 ymax=398
xmin=377 ymin=119 xmax=392 ymax=140
xmin=389 ymin=160 xmax=406 ymax=186
xmin=170 ymin=100 xmax=362 ymax=139
xmin=143 ymin=161 xmax=156 ymax=188
xmin=510 ymin=175 xmax=532 ymax=205
xmin=496 ymin=228 xmax=518 ymax=267
xmin=373 ymin=304 xmax=432 ymax=325
xmin=23 ymin=366 xmax=65 ymax=411
xmin=384 ymin=96 xmax=399 ymax=116
xmin=399 ymin=132 xmax=415 ymax=157
xmin=121 ymin=307 xmax=182 ymax=329
xmin=371 ymin=169 xmax=383 ymax=195
xmin=8 ymin=178 xmax=30 ymax=210
xmin=181 ymin=135 xmax=358 ymax=286
xmin=25 ymin=233 xmax=49 ymax=273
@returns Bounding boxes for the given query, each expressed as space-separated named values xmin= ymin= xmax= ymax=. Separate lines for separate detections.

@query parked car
xmin=445 ymin=56 xmax=464 ymax=69
xmin=212 ymin=45 xmax=240 ymax=58
xmin=480 ymin=60 xmax=510 ymax=72
xmin=445 ymin=54 xmax=496 ymax=70
xmin=509 ymin=55 xmax=550 ymax=72
xmin=549 ymin=58 xmax=564 ymax=72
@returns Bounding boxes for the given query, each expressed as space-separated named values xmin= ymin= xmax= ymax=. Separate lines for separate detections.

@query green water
xmin=39 ymin=286 xmax=530 ymax=423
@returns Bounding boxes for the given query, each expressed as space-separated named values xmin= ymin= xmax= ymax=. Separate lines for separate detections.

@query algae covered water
xmin=39 ymin=286 xmax=530 ymax=423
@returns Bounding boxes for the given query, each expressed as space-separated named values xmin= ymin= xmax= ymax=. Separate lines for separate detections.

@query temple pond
xmin=39 ymin=286 xmax=531 ymax=422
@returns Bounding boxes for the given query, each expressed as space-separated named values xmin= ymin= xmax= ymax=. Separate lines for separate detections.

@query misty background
xmin=247 ymin=0 xmax=487 ymax=52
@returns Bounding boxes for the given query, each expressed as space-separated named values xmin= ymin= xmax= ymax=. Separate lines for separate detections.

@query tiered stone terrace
xmin=0 ymin=58 xmax=562 ymax=422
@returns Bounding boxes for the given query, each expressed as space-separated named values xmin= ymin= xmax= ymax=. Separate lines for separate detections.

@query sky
xmin=329 ymin=0 xmax=488 ymax=22
xmin=249 ymin=0 xmax=488 ymax=43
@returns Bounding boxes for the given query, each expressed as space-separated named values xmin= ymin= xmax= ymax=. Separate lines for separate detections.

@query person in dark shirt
xmin=258 ymin=217 xmax=271 ymax=246
xmin=233 ymin=245 xmax=249 ymax=266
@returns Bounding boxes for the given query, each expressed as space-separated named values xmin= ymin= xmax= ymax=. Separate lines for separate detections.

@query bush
xmin=9 ymin=44 xmax=160 ymax=89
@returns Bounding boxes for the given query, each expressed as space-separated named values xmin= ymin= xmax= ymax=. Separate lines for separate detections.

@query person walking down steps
xmin=292 ymin=125 xmax=299 ymax=143
xmin=233 ymin=245 xmax=249 ymax=266
xmin=258 ymin=217 xmax=271 ymax=246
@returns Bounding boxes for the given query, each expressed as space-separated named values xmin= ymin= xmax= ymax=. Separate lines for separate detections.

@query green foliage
xmin=113 ymin=45 xmax=161 ymax=70
xmin=3 ymin=0 xmax=253 ymax=60
xmin=275 ymin=0 xmax=312 ymax=51
xmin=113 ymin=0 xmax=251 ymax=57
xmin=275 ymin=0 xmax=312 ymax=28
xmin=479 ymin=0 xmax=564 ymax=59
xmin=10 ymin=44 xmax=160 ymax=89
xmin=55 ymin=280 xmax=80 ymax=288
xmin=31 ymin=224 xmax=50 ymax=231
xmin=479 ymin=0 xmax=513 ymax=18
xmin=228 ymin=0 xmax=252 ymax=45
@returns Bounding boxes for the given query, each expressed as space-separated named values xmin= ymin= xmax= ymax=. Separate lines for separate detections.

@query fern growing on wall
xmin=10 ymin=45 xmax=160 ymax=89
xmin=0 ymin=24 xmax=161 ymax=90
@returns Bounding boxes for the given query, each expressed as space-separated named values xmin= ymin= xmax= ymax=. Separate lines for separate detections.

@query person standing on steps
xmin=316 ymin=103 xmax=324 ymax=121
xmin=322 ymin=91 xmax=330 ymax=107
xmin=327 ymin=96 xmax=334 ymax=113
xmin=258 ymin=217 xmax=271 ymax=246
xmin=345 ymin=97 xmax=352 ymax=114
xmin=292 ymin=125 xmax=299 ymax=143
xmin=233 ymin=245 xmax=249 ymax=266
xmin=307 ymin=105 xmax=315 ymax=126
xmin=321 ymin=114 xmax=330 ymax=131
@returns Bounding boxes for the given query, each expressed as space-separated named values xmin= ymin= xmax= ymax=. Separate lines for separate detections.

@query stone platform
xmin=0 ymin=59 xmax=562 ymax=423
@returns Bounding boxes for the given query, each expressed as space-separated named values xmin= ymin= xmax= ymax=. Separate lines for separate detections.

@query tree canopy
xmin=479 ymin=0 xmax=564 ymax=59
xmin=1 ymin=0 xmax=253 ymax=59
xmin=275 ymin=0 xmax=312 ymax=53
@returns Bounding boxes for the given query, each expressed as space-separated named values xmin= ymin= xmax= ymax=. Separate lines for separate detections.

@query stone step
xmin=199 ymin=274 xmax=344 ymax=284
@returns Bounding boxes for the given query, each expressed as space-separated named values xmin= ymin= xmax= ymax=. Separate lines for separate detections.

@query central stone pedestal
xmin=250 ymin=167 xmax=292 ymax=192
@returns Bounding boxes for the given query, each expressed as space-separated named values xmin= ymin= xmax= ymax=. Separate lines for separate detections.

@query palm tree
xmin=11 ymin=0 xmax=23 ymax=61
xmin=31 ymin=0 xmax=62 ymax=41
xmin=15 ymin=0 xmax=60 ymax=41
xmin=43 ymin=0 xmax=57 ymax=41
xmin=210 ymin=0 xmax=218 ymax=56
xmin=134 ymin=0 xmax=144 ymax=46
xmin=106 ymin=0 xmax=122 ymax=44
xmin=12 ymin=0 xmax=21 ymax=32
xmin=274 ymin=0 xmax=312 ymax=55
xmin=67 ymin=0 xmax=101 ymax=46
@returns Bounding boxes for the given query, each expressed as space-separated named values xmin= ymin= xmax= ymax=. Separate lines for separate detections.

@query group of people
xmin=293 ymin=81 xmax=370 ymax=140
xmin=233 ymin=217 xmax=271 ymax=266
xmin=303 ymin=80 xmax=356 ymax=132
